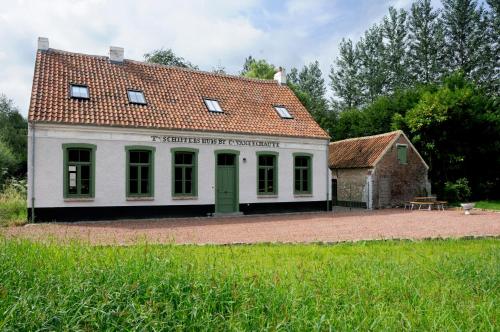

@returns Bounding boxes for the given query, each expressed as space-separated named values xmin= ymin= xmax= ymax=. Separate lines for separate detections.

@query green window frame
xmin=397 ymin=144 xmax=408 ymax=164
xmin=125 ymin=146 xmax=155 ymax=197
xmin=171 ymin=148 xmax=198 ymax=197
xmin=62 ymin=143 xmax=96 ymax=198
xmin=293 ymin=153 xmax=313 ymax=195
xmin=256 ymin=151 xmax=278 ymax=195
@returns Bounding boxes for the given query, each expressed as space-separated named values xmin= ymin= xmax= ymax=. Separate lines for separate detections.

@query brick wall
xmin=372 ymin=135 xmax=429 ymax=208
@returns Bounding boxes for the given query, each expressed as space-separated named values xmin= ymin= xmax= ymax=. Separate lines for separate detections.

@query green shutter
xmin=397 ymin=145 xmax=408 ymax=164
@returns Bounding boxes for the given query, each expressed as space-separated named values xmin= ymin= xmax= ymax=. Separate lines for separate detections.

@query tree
xmin=382 ymin=7 xmax=409 ymax=91
xmin=401 ymin=73 xmax=500 ymax=197
xmin=484 ymin=0 xmax=500 ymax=94
xmin=357 ymin=25 xmax=387 ymax=103
xmin=441 ymin=0 xmax=487 ymax=81
xmin=287 ymin=67 xmax=299 ymax=85
xmin=291 ymin=61 xmax=331 ymax=130
xmin=407 ymin=0 xmax=445 ymax=84
xmin=329 ymin=38 xmax=363 ymax=110
xmin=144 ymin=48 xmax=198 ymax=69
xmin=0 ymin=95 xmax=27 ymax=176
xmin=241 ymin=58 xmax=276 ymax=80
xmin=212 ymin=64 xmax=226 ymax=74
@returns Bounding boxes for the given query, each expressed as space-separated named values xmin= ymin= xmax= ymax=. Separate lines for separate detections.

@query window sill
xmin=294 ymin=194 xmax=313 ymax=198
xmin=257 ymin=194 xmax=278 ymax=198
xmin=172 ymin=196 xmax=198 ymax=200
xmin=64 ymin=197 xmax=94 ymax=202
xmin=126 ymin=196 xmax=154 ymax=201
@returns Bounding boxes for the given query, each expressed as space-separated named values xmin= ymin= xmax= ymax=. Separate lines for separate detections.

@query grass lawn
xmin=476 ymin=200 xmax=500 ymax=211
xmin=0 ymin=238 xmax=498 ymax=330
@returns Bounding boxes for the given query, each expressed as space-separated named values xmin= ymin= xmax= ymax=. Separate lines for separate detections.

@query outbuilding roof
xmin=28 ymin=48 xmax=329 ymax=139
xmin=328 ymin=131 xmax=401 ymax=169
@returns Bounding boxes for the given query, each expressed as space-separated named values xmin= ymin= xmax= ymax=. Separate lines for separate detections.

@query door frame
xmin=214 ymin=149 xmax=240 ymax=213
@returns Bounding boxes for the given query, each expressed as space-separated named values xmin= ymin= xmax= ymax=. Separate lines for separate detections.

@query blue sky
xmin=1 ymin=0 xmax=432 ymax=116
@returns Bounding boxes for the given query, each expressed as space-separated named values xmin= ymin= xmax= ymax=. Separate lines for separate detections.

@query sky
xmin=0 ymin=0 xmax=428 ymax=117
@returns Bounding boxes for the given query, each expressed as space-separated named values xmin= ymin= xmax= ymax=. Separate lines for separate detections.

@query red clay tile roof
xmin=28 ymin=49 xmax=329 ymax=139
xmin=328 ymin=131 xmax=401 ymax=168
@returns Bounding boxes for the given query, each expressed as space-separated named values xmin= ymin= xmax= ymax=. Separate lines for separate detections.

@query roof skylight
xmin=204 ymin=99 xmax=223 ymax=113
xmin=127 ymin=90 xmax=146 ymax=104
xmin=70 ymin=84 xmax=89 ymax=99
xmin=274 ymin=106 xmax=293 ymax=119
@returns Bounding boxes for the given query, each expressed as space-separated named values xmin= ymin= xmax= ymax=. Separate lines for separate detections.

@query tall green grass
xmin=0 ymin=239 xmax=498 ymax=330
xmin=0 ymin=179 xmax=27 ymax=226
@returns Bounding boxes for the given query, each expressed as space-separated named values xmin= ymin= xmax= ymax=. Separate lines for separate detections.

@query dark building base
xmin=28 ymin=201 xmax=329 ymax=222
xmin=334 ymin=200 xmax=367 ymax=209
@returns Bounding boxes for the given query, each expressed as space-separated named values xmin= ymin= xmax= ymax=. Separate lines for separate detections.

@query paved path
xmin=2 ymin=209 xmax=500 ymax=245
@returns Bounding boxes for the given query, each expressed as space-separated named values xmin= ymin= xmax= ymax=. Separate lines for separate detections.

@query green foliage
xmin=444 ymin=178 xmax=472 ymax=202
xmin=330 ymin=39 xmax=363 ymax=110
xmin=241 ymin=57 xmax=276 ymax=80
xmin=0 ymin=95 xmax=27 ymax=180
xmin=0 ymin=239 xmax=498 ymax=330
xmin=144 ymin=48 xmax=198 ymax=69
xmin=407 ymin=0 xmax=445 ymax=84
xmin=399 ymin=73 xmax=500 ymax=198
xmin=0 ymin=178 xmax=27 ymax=226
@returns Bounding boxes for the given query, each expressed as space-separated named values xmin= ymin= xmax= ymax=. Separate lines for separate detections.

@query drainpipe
xmin=325 ymin=140 xmax=330 ymax=212
xmin=30 ymin=122 xmax=35 ymax=222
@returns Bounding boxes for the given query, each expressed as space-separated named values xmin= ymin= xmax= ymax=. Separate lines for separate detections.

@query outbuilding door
xmin=215 ymin=153 xmax=238 ymax=213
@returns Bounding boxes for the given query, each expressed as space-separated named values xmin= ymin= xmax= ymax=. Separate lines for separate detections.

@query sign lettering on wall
xmin=151 ymin=135 xmax=280 ymax=148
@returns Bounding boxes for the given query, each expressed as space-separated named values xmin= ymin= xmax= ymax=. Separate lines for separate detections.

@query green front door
xmin=216 ymin=153 xmax=238 ymax=213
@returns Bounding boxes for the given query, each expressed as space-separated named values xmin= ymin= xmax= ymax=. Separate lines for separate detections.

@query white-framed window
xmin=127 ymin=90 xmax=147 ymax=104
xmin=70 ymin=84 xmax=89 ymax=99
xmin=204 ymin=98 xmax=223 ymax=113
xmin=274 ymin=106 xmax=293 ymax=119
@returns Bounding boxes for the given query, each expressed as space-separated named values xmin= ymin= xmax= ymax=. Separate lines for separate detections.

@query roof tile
xmin=29 ymin=49 xmax=329 ymax=139
xmin=329 ymin=131 xmax=401 ymax=168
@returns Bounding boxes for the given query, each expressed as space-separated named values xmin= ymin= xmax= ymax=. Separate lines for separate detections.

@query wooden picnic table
xmin=405 ymin=197 xmax=447 ymax=210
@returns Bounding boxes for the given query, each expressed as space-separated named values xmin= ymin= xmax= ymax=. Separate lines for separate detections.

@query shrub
xmin=443 ymin=178 xmax=472 ymax=203
xmin=0 ymin=178 xmax=27 ymax=226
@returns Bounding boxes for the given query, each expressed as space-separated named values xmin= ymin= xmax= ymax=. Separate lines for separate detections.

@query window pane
xmin=175 ymin=180 xmax=183 ymax=194
xmin=81 ymin=179 xmax=90 ymax=195
xmin=185 ymin=180 xmax=192 ymax=194
xmin=79 ymin=150 xmax=90 ymax=162
xmin=130 ymin=151 xmax=140 ymax=163
xmin=267 ymin=168 xmax=274 ymax=182
xmin=185 ymin=167 xmax=192 ymax=181
xmin=175 ymin=153 xmax=183 ymax=165
xmin=275 ymin=106 xmax=292 ymax=118
xmin=258 ymin=168 xmax=265 ymax=182
xmin=183 ymin=153 xmax=193 ymax=165
xmin=129 ymin=165 xmax=138 ymax=180
xmin=302 ymin=169 xmax=309 ymax=191
xmin=140 ymin=151 xmax=150 ymax=164
xmin=130 ymin=180 xmax=138 ymax=194
xmin=204 ymin=99 xmax=223 ymax=112
xmin=140 ymin=166 xmax=149 ymax=181
xmin=258 ymin=180 xmax=266 ymax=193
xmin=174 ymin=167 xmax=182 ymax=181
xmin=80 ymin=165 xmax=90 ymax=180
xmin=141 ymin=180 xmax=149 ymax=194
xmin=68 ymin=149 xmax=79 ymax=162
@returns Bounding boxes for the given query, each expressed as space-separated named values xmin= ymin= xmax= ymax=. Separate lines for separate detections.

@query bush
xmin=0 ymin=178 xmax=27 ymax=226
xmin=443 ymin=178 xmax=472 ymax=203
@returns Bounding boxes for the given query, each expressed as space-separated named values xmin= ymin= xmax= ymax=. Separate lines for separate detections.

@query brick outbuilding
xmin=328 ymin=131 xmax=431 ymax=209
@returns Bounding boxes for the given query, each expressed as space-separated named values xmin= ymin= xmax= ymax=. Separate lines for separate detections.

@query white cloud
xmin=0 ymin=0 xmax=417 ymax=116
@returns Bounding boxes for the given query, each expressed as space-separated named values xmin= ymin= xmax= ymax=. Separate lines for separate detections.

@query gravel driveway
xmin=2 ymin=209 xmax=500 ymax=245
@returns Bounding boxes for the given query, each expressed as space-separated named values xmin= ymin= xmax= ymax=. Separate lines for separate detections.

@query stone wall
xmin=372 ymin=135 xmax=429 ymax=208
xmin=332 ymin=168 xmax=371 ymax=204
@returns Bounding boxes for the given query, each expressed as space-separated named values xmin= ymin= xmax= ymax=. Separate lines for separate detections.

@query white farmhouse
xmin=28 ymin=38 xmax=330 ymax=221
